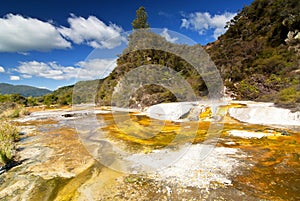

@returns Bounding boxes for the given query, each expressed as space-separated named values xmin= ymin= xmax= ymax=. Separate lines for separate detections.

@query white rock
xmin=125 ymin=144 xmax=244 ymax=189
xmin=229 ymin=101 xmax=300 ymax=126
xmin=227 ymin=130 xmax=273 ymax=139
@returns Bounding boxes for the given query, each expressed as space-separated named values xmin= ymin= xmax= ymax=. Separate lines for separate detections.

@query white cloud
xmin=21 ymin=74 xmax=32 ymax=78
xmin=75 ymin=58 xmax=117 ymax=79
xmin=181 ymin=12 xmax=236 ymax=39
xmin=38 ymin=86 xmax=51 ymax=90
xmin=58 ymin=14 xmax=123 ymax=49
xmin=16 ymin=59 xmax=117 ymax=80
xmin=10 ymin=75 xmax=20 ymax=81
xmin=0 ymin=66 xmax=5 ymax=73
xmin=0 ymin=14 xmax=71 ymax=52
xmin=17 ymin=61 xmax=65 ymax=80
xmin=160 ymin=28 xmax=178 ymax=43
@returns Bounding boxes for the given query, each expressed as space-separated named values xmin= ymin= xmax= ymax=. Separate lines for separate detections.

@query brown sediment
xmin=2 ymin=104 xmax=299 ymax=200
xmin=28 ymin=127 xmax=94 ymax=178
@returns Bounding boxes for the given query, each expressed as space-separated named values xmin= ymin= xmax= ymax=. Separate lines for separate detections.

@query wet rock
xmin=229 ymin=101 xmax=300 ymax=126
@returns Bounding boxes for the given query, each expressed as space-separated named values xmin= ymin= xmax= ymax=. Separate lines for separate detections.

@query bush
xmin=0 ymin=121 xmax=19 ymax=165
xmin=237 ymin=80 xmax=259 ymax=100
xmin=0 ymin=102 xmax=28 ymax=118
xmin=275 ymin=86 xmax=300 ymax=108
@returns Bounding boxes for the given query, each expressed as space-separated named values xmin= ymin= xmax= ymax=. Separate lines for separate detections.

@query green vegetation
xmin=0 ymin=83 xmax=52 ymax=97
xmin=96 ymin=31 xmax=211 ymax=108
xmin=131 ymin=6 xmax=150 ymax=29
xmin=95 ymin=6 xmax=221 ymax=107
xmin=47 ymin=79 xmax=101 ymax=106
xmin=96 ymin=2 xmax=299 ymax=109
xmin=275 ymin=86 xmax=300 ymax=109
xmin=2 ymin=1 xmax=300 ymax=110
xmin=0 ymin=79 xmax=101 ymax=108
xmin=0 ymin=94 xmax=29 ymax=118
xmin=0 ymin=121 xmax=19 ymax=165
xmin=206 ymin=0 xmax=300 ymax=108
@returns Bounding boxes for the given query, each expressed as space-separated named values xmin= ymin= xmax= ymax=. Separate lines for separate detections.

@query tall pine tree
xmin=131 ymin=6 xmax=150 ymax=29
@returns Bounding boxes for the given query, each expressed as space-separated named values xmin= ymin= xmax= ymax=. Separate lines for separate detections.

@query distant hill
xmin=0 ymin=83 xmax=52 ymax=97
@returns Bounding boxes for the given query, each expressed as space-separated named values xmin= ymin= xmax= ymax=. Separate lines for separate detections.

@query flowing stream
xmin=0 ymin=102 xmax=299 ymax=200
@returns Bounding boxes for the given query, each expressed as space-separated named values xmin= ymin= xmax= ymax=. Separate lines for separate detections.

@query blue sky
xmin=0 ymin=0 xmax=253 ymax=90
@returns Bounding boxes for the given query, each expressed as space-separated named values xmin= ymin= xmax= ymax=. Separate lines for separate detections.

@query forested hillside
xmin=20 ymin=1 xmax=300 ymax=109
xmin=0 ymin=83 xmax=51 ymax=97
xmin=96 ymin=31 xmax=215 ymax=108
xmin=96 ymin=0 xmax=300 ymax=109
xmin=206 ymin=0 xmax=300 ymax=108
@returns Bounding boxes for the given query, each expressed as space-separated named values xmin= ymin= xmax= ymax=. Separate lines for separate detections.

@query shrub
xmin=0 ymin=121 xmax=19 ymax=165
xmin=0 ymin=102 xmax=28 ymax=118
xmin=275 ymin=86 xmax=300 ymax=108
xmin=237 ymin=80 xmax=259 ymax=100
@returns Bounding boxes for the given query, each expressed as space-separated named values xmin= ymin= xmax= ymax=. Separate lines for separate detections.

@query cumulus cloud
xmin=58 ymin=14 xmax=124 ymax=49
xmin=181 ymin=12 xmax=236 ymax=39
xmin=0 ymin=14 xmax=71 ymax=52
xmin=17 ymin=61 xmax=65 ymax=80
xmin=0 ymin=66 xmax=5 ymax=72
xmin=160 ymin=28 xmax=178 ymax=43
xmin=10 ymin=76 xmax=20 ymax=81
xmin=16 ymin=59 xmax=116 ymax=80
xmin=75 ymin=59 xmax=117 ymax=78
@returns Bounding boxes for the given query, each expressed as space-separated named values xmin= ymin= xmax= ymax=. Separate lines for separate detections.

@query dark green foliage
xmin=275 ymin=86 xmax=300 ymax=108
xmin=0 ymin=83 xmax=51 ymax=97
xmin=95 ymin=31 xmax=215 ymax=108
xmin=0 ymin=93 xmax=27 ymax=105
xmin=206 ymin=0 xmax=300 ymax=108
xmin=0 ymin=79 xmax=103 ymax=107
xmin=131 ymin=6 xmax=150 ymax=29
xmin=237 ymin=80 xmax=259 ymax=100
xmin=43 ymin=94 xmax=58 ymax=107
xmin=51 ymin=85 xmax=73 ymax=106
xmin=26 ymin=96 xmax=38 ymax=107
xmin=32 ymin=79 xmax=102 ymax=106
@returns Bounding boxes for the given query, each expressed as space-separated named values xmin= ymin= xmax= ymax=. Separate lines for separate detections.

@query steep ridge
xmin=206 ymin=0 xmax=300 ymax=109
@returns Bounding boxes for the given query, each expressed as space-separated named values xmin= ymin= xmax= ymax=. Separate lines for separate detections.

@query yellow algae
xmin=232 ymin=130 xmax=300 ymax=200
xmin=7 ymin=105 xmax=299 ymax=200
xmin=99 ymin=110 xmax=298 ymax=150
xmin=73 ymin=166 xmax=124 ymax=200
xmin=199 ymin=107 xmax=211 ymax=119
xmin=227 ymin=103 xmax=247 ymax=108
xmin=54 ymin=162 xmax=98 ymax=201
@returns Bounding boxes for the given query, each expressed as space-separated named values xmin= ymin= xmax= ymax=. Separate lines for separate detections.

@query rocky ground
xmin=0 ymin=101 xmax=299 ymax=200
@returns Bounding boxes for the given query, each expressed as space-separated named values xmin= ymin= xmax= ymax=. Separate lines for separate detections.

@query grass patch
xmin=0 ymin=102 xmax=29 ymax=119
xmin=0 ymin=121 xmax=19 ymax=165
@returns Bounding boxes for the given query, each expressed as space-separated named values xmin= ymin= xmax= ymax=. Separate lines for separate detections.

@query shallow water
xmin=94 ymin=112 xmax=300 ymax=200
xmin=0 ymin=104 xmax=299 ymax=200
